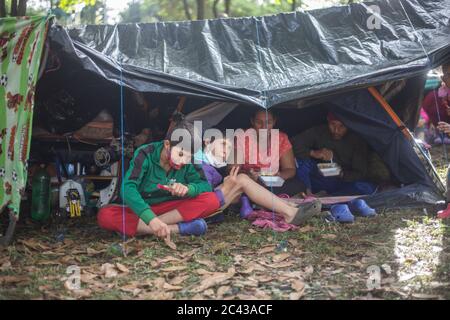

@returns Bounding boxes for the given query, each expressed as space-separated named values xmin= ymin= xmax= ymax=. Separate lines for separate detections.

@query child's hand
xmin=437 ymin=122 xmax=450 ymax=135
xmin=149 ymin=217 xmax=170 ymax=238
xmin=168 ymin=183 xmax=189 ymax=197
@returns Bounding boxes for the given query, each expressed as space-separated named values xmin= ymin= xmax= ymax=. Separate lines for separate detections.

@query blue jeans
xmin=296 ymin=159 xmax=376 ymax=196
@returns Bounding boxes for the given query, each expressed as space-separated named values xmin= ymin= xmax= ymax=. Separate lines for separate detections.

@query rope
xmin=254 ymin=16 xmax=279 ymax=247
xmin=118 ymin=61 xmax=127 ymax=249
xmin=398 ymin=1 xmax=448 ymax=165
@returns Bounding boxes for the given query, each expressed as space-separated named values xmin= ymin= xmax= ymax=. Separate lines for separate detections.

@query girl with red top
xmin=235 ymin=110 xmax=306 ymax=196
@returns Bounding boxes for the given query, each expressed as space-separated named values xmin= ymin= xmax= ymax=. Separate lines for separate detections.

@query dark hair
xmin=443 ymin=61 xmax=450 ymax=72
xmin=251 ymin=109 xmax=277 ymax=120
xmin=165 ymin=118 xmax=202 ymax=154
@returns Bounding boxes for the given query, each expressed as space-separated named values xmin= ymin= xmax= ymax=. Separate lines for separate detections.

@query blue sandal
xmin=330 ymin=204 xmax=355 ymax=223
xmin=348 ymin=199 xmax=376 ymax=217
xmin=178 ymin=219 xmax=208 ymax=236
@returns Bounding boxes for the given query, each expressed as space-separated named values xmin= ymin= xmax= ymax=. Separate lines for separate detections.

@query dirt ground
xmin=1 ymin=147 xmax=450 ymax=300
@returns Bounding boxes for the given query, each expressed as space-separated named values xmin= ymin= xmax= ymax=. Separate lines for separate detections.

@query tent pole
xmin=167 ymin=96 xmax=187 ymax=134
xmin=369 ymin=87 xmax=447 ymax=195
xmin=368 ymin=87 xmax=412 ymax=140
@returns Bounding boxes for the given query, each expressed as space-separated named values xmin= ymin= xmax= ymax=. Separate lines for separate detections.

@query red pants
xmin=97 ymin=192 xmax=220 ymax=237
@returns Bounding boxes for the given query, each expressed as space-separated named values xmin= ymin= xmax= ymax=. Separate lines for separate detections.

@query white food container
xmin=259 ymin=175 xmax=285 ymax=187
xmin=317 ymin=163 xmax=342 ymax=177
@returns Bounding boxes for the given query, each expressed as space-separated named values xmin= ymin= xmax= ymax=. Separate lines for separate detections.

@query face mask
xmin=166 ymin=148 xmax=183 ymax=170
xmin=204 ymin=145 xmax=227 ymax=168
xmin=438 ymin=85 xmax=450 ymax=98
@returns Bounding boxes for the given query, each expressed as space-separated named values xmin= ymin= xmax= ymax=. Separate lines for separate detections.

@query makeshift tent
xmin=1 ymin=0 xmax=450 ymax=244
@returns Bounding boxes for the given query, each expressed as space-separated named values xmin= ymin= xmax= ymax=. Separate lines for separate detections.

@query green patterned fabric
xmin=0 ymin=16 xmax=51 ymax=219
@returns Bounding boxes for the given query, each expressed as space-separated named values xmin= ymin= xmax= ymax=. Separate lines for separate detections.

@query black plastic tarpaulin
xmin=48 ymin=0 xmax=450 ymax=108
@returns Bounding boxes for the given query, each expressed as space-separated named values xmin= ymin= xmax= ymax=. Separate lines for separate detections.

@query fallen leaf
xmin=70 ymin=289 xmax=92 ymax=299
xmin=327 ymin=290 xmax=337 ymax=299
xmin=192 ymin=268 xmax=236 ymax=292
xmin=101 ymin=263 xmax=118 ymax=278
xmin=163 ymin=283 xmax=183 ymax=291
xmin=169 ymin=275 xmax=189 ymax=286
xmin=268 ymin=261 xmax=294 ymax=269
xmin=139 ymin=291 xmax=174 ymax=300
xmin=156 ymin=256 xmax=181 ymax=265
xmin=203 ymin=289 xmax=215 ymax=296
xmin=116 ymin=263 xmax=130 ymax=273
xmin=289 ymin=292 xmax=304 ymax=300
xmin=304 ymin=265 xmax=314 ymax=276
xmin=243 ymin=262 xmax=266 ymax=272
xmin=248 ymin=229 xmax=257 ymax=234
xmin=291 ymin=279 xmax=305 ymax=292
xmin=381 ymin=264 xmax=392 ymax=275
xmin=330 ymin=268 xmax=344 ymax=275
xmin=86 ymin=248 xmax=105 ymax=256
xmin=280 ymin=271 xmax=304 ymax=279
xmin=195 ymin=268 xmax=214 ymax=275
xmin=0 ymin=275 xmax=30 ymax=285
xmin=272 ymin=253 xmax=291 ymax=263
xmin=217 ymin=285 xmax=231 ymax=298
xmin=160 ymin=265 xmax=187 ymax=272
xmin=255 ymin=275 xmax=273 ymax=283
xmin=288 ymin=239 xmax=299 ymax=246
xmin=298 ymin=225 xmax=315 ymax=233
xmin=37 ymin=260 xmax=62 ymax=266
xmin=197 ymin=259 xmax=215 ymax=268
xmin=80 ymin=272 xmax=99 ymax=284
xmin=180 ymin=248 xmax=199 ymax=258
xmin=120 ymin=284 xmax=142 ymax=296
xmin=0 ymin=260 xmax=12 ymax=271
xmin=164 ymin=237 xmax=177 ymax=250
xmin=322 ymin=234 xmax=337 ymax=240
xmin=152 ymin=277 xmax=166 ymax=290
xmin=258 ymin=246 xmax=276 ymax=255
xmin=254 ymin=289 xmax=271 ymax=300
xmin=411 ymin=293 xmax=441 ymax=299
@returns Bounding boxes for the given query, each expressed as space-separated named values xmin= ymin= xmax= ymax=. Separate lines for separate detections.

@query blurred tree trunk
xmin=213 ymin=0 xmax=220 ymax=18
xmin=18 ymin=0 xmax=27 ymax=16
xmin=291 ymin=0 xmax=296 ymax=11
xmin=0 ymin=0 xmax=6 ymax=17
xmin=10 ymin=0 xmax=28 ymax=16
xmin=10 ymin=0 xmax=18 ymax=16
xmin=224 ymin=0 xmax=231 ymax=15
xmin=183 ymin=0 xmax=192 ymax=20
xmin=196 ymin=0 xmax=205 ymax=20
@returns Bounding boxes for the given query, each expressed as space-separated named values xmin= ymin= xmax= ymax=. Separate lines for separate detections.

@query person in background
xmin=235 ymin=110 xmax=306 ymax=196
xmin=420 ymin=62 xmax=450 ymax=144
xmin=292 ymin=112 xmax=376 ymax=196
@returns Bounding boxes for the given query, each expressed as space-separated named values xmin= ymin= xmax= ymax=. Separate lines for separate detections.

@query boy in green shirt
xmin=97 ymin=121 xmax=220 ymax=238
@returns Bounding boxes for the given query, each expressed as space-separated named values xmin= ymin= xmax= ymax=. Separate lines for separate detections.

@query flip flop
xmin=289 ymin=199 xmax=322 ymax=226
xmin=330 ymin=204 xmax=354 ymax=223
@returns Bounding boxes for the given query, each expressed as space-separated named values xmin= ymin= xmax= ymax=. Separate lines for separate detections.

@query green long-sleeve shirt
xmin=121 ymin=141 xmax=212 ymax=224
xmin=292 ymin=125 xmax=369 ymax=182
